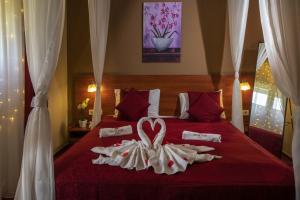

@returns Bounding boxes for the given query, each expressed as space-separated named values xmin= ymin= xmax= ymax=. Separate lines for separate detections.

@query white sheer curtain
xmin=256 ymin=43 xmax=267 ymax=69
xmin=15 ymin=0 xmax=65 ymax=199
xmin=88 ymin=0 xmax=110 ymax=128
xmin=228 ymin=0 xmax=249 ymax=132
xmin=0 ymin=0 xmax=24 ymax=198
xmin=259 ymin=0 xmax=300 ymax=199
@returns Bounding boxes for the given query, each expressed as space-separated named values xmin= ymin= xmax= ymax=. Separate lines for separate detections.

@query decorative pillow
xmin=120 ymin=89 xmax=149 ymax=118
xmin=187 ymin=93 xmax=224 ymax=122
xmin=116 ymin=90 xmax=150 ymax=121
xmin=114 ymin=88 xmax=160 ymax=118
xmin=179 ymin=90 xmax=226 ymax=119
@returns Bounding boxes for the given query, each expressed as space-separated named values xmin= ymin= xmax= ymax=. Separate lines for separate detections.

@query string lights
xmin=250 ymin=60 xmax=285 ymax=134
xmin=9 ymin=117 xmax=14 ymax=122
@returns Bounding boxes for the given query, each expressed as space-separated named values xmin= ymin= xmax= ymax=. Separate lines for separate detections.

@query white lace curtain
xmin=0 ymin=0 xmax=24 ymax=198
xmin=256 ymin=43 xmax=267 ymax=69
xmin=228 ymin=0 xmax=250 ymax=132
xmin=88 ymin=0 xmax=110 ymax=128
xmin=259 ymin=0 xmax=300 ymax=199
xmin=15 ymin=0 xmax=65 ymax=199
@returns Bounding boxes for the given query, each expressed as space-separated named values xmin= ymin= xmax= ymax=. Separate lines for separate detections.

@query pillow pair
xmin=114 ymin=88 xmax=160 ymax=121
xmin=179 ymin=90 xmax=225 ymax=122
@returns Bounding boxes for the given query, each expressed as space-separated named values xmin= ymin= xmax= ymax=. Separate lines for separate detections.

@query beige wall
xmin=66 ymin=0 xmax=263 ymax=122
xmin=67 ymin=0 xmax=263 ymax=76
xmin=49 ymin=20 xmax=69 ymax=153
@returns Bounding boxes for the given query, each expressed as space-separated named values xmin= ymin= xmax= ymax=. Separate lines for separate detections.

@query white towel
xmin=182 ymin=131 xmax=222 ymax=143
xmin=92 ymin=117 xmax=221 ymax=174
xmin=99 ymin=125 xmax=133 ymax=138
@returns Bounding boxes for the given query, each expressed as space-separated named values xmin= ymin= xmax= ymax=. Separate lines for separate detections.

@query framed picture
xmin=143 ymin=2 xmax=182 ymax=62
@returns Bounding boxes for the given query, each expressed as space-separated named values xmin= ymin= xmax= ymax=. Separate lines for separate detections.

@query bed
xmin=55 ymin=116 xmax=294 ymax=200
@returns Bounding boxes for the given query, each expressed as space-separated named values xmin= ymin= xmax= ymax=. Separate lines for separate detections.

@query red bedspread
xmin=55 ymin=116 xmax=294 ymax=200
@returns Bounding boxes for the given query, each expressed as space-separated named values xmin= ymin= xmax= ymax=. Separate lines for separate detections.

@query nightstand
xmin=68 ymin=125 xmax=91 ymax=144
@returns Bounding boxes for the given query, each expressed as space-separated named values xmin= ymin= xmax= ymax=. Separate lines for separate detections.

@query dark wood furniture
xmin=68 ymin=125 xmax=91 ymax=144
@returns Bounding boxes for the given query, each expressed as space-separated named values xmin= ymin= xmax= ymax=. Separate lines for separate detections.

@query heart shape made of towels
xmin=137 ymin=117 xmax=166 ymax=149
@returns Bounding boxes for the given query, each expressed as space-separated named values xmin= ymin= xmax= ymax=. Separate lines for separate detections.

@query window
xmin=252 ymin=91 xmax=268 ymax=106
xmin=272 ymin=97 xmax=282 ymax=111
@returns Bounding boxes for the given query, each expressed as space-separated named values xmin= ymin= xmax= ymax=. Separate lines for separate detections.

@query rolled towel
xmin=99 ymin=125 xmax=133 ymax=138
xmin=182 ymin=130 xmax=221 ymax=143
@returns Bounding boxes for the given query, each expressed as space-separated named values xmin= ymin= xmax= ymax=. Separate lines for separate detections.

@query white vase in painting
xmin=79 ymin=119 xmax=88 ymax=128
xmin=151 ymin=37 xmax=173 ymax=52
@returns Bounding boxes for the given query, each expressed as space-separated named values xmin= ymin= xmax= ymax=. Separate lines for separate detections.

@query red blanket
xmin=55 ymin=116 xmax=294 ymax=200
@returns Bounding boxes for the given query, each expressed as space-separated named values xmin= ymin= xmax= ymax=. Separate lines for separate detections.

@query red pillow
xmin=118 ymin=89 xmax=150 ymax=119
xmin=187 ymin=93 xmax=224 ymax=122
xmin=188 ymin=91 xmax=221 ymax=106
xmin=116 ymin=89 xmax=150 ymax=121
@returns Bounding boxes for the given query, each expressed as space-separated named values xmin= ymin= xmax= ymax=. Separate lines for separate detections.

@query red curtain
xmin=24 ymin=53 xmax=34 ymax=126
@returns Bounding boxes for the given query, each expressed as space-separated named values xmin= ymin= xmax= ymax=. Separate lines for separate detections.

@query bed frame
xmin=73 ymin=74 xmax=254 ymax=122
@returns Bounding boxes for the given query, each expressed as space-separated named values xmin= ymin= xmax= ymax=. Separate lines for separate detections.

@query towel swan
xmin=91 ymin=117 xmax=158 ymax=170
xmin=92 ymin=117 xmax=221 ymax=174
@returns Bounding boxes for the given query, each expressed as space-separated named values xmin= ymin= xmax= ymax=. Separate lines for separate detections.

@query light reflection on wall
xmin=250 ymin=60 xmax=286 ymax=135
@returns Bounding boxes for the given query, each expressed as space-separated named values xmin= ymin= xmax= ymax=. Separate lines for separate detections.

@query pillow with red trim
xmin=116 ymin=89 xmax=150 ymax=121
xmin=187 ymin=93 xmax=224 ymax=122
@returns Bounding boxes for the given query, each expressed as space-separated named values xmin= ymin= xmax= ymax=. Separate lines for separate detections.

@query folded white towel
xmin=182 ymin=131 xmax=221 ymax=143
xmin=99 ymin=125 xmax=133 ymax=138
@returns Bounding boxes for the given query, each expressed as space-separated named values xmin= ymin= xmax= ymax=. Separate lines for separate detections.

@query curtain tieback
xmin=31 ymin=95 xmax=48 ymax=108
xmin=234 ymin=72 xmax=239 ymax=79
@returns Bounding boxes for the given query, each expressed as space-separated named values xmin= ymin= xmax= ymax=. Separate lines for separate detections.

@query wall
xmin=49 ymin=19 xmax=69 ymax=153
xmin=67 ymin=0 xmax=93 ymax=123
xmin=67 ymin=0 xmax=263 ymax=121
xmin=67 ymin=0 xmax=263 ymax=77
xmin=105 ymin=0 xmax=262 ymax=75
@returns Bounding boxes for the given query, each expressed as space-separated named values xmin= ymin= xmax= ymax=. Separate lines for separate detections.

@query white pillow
xmin=179 ymin=90 xmax=226 ymax=119
xmin=114 ymin=89 xmax=160 ymax=118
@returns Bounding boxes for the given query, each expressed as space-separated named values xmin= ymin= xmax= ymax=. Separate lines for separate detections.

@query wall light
xmin=240 ymin=82 xmax=251 ymax=91
xmin=87 ymin=84 xmax=97 ymax=93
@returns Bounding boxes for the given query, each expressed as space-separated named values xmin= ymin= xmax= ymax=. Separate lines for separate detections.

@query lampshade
xmin=87 ymin=84 xmax=97 ymax=93
xmin=240 ymin=82 xmax=251 ymax=91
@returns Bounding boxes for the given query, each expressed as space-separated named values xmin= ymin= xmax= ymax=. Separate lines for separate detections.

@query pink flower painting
xmin=143 ymin=2 xmax=182 ymax=62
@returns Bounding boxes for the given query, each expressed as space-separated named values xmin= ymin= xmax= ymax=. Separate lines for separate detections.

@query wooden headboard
xmin=73 ymin=74 xmax=254 ymax=122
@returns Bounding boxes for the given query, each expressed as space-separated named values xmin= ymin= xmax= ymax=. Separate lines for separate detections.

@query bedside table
xmin=68 ymin=125 xmax=91 ymax=144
